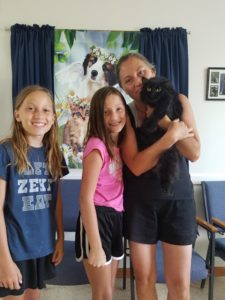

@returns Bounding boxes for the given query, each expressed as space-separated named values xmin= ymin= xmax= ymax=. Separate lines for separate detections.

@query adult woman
xmin=117 ymin=53 xmax=200 ymax=300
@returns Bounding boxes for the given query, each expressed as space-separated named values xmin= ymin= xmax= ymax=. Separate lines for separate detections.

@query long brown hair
xmin=1 ymin=85 xmax=63 ymax=179
xmin=85 ymin=86 xmax=127 ymax=159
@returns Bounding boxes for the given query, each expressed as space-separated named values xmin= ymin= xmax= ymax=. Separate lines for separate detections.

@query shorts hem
xmin=111 ymin=254 xmax=124 ymax=260
xmin=126 ymin=235 xmax=196 ymax=246
xmin=160 ymin=236 xmax=196 ymax=246
xmin=125 ymin=234 xmax=157 ymax=245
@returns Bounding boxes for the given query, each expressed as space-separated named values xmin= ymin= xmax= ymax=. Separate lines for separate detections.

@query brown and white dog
xmin=77 ymin=50 xmax=117 ymax=102
xmin=62 ymin=47 xmax=118 ymax=156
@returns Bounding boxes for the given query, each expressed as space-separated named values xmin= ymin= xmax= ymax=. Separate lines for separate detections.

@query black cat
xmin=139 ymin=76 xmax=183 ymax=192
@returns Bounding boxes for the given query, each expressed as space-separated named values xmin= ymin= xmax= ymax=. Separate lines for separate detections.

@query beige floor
xmin=1 ymin=229 xmax=225 ymax=300
xmin=1 ymin=278 xmax=225 ymax=300
xmin=42 ymin=228 xmax=225 ymax=300
xmin=42 ymin=277 xmax=225 ymax=300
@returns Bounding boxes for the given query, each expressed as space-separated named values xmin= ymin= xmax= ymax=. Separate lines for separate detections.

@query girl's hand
xmin=168 ymin=119 xmax=194 ymax=142
xmin=0 ymin=260 xmax=22 ymax=290
xmin=52 ymin=239 xmax=64 ymax=266
xmin=88 ymin=247 xmax=106 ymax=268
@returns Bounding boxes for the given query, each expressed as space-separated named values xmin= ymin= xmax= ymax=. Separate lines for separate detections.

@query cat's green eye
xmin=146 ymin=87 xmax=162 ymax=93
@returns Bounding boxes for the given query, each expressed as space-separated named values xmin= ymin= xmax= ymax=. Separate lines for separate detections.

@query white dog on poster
xmin=55 ymin=46 xmax=118 ymax=158
xmin=77 ymin=48 xmax=117 ymax=102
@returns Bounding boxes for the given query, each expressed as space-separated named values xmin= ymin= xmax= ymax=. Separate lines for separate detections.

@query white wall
xmin=0 ymin=0 xmax=225 ymax=182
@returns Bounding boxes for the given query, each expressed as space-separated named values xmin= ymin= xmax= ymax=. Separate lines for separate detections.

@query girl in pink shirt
xmin=75 ymin=86 xmax=127 ymax=300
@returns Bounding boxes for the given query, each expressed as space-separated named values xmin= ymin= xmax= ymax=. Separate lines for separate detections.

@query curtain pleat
xmin=11 ymin=24 xmax=55 ymax=108
xmin=140 ymin=27 xmax=189 ymax=96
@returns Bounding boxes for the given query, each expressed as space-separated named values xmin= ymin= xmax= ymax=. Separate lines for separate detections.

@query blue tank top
xmin=0 ymin=142 xmax=64 ymax=261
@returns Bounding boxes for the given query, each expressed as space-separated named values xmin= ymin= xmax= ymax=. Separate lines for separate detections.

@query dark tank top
xmin=123 ymin=109 xmax=194 ymax=201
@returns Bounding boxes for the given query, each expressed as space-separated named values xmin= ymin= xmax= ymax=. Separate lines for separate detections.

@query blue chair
xmin=46 ymin=179 xmax=88 ymax=285
xmin=201 ymin=181 xmax=225 ymax=276
xmin=123 ymin=216 xmax=218 ymax=300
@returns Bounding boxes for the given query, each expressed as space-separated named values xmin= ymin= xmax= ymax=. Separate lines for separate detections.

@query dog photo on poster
xmin=54 ymin=29 xmax=139 ymax=169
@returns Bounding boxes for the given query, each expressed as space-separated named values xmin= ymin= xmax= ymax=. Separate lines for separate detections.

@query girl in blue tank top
xmin=0 ymin=85 xmax=68 ymax=299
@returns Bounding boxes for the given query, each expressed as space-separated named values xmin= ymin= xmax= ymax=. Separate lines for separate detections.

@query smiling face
xmin=14 ymin=90 xmax=55 ymax=147
xmin=118 ymin=56 xmax=156 ymax=102
xmin=103 ymin=93 xmax=126 ymax=141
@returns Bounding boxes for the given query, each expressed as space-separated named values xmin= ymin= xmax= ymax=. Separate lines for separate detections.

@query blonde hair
xmin=2 ymin=85 xmax=63 ymax=179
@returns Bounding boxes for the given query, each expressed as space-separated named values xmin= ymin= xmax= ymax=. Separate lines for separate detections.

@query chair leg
xmin=130 ymin=256 xmax=135 ymax=300
xmin=123 ymin=238 xmax=127 ymax=289
xmin=200 ymin=278 xmax=206 ymax=289
xmin=208 ymin=233 xmax=215 ymax=300
xmin=205 ymin=244 xmax=210 ymax=268
xmin=201 ymin=245 xmax=209 ymax=289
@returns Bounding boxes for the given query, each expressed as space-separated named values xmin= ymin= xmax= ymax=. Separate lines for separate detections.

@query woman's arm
xmin=52 ymin=180 xmax=64 ymax=266
xmin=79 ymin=150 xmax=106 ymax=267
xmin=156 ymin=94 xmax=200 ymax=161
xmin=0 ymin=178 xmax=22 ymax=289
xmin=120 ymin=116 xmax=193 ymax=176
xmin=175 ymin=94 xmax=201 ymax=161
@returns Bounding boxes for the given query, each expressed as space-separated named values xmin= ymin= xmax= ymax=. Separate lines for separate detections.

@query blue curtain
xmin=11 ymin=24 xmax=55 ymax=108
xmin=140 ymin=27 xmax=189 ymax=96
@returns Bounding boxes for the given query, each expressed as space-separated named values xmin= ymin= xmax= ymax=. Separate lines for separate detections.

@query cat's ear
xmin=163 ymin=78 xmax=173 ymax=90
xmin=142 ymin=77 xmax=148 ymax=85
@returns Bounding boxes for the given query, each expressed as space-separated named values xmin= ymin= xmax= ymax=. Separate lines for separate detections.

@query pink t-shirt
xmin=83 ymin=137 xmax=124 ymax=212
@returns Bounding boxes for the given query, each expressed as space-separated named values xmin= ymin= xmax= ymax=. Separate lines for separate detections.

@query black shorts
xmin=75 ymin=206 xmax=124 ymax=264
xmin=124 ymin=197 xmax=197 ymax=245
xmin=0 ymin=253 xmax=55 ymax=297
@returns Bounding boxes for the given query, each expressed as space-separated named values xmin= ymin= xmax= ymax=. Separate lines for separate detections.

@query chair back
xmin=61 ymin=179 xmax=81 ymax=231
xmin=46 ymin=179 xmax=88 ymax=285
xmin=201 ymin=181 xmax=225 ymax=223
xmin=155 ymin=242 xmax=208 ymax=283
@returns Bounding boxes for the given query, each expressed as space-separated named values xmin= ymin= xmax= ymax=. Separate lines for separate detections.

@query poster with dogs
xmin=54 ymin=30 xmax=139 ymax=169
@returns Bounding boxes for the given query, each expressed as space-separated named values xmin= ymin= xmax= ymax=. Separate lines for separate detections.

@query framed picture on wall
xmin=206 ymin=67 xmax=225 ymax=100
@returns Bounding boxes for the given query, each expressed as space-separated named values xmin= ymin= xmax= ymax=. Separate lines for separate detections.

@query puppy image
xmin=79 ymin=50 xmax=117 ymax=102
xmin=140 ymin=77 xmax=183 ymax=192
xmin=55 ymin=46 xmax=118 ymax=164
xmin=55 ymin=47 xmax=117 ymax=104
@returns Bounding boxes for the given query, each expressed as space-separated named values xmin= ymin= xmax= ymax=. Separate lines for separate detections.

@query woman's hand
xmin=88 ymin=247 xmax=106 ymax=268
xmin=158 ymin=115 xmax=194 ymax=141
xmin=158 ymin=115 xmax=172 ymax=130
xmin=167 ymin=119 xmax=194 ymax=142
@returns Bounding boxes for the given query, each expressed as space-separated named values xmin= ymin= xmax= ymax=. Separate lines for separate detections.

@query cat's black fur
xmin=139 ymin=76 xmax=183 ymax=192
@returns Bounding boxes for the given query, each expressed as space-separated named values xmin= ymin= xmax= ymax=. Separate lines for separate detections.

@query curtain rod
xmin=2 ymin=27 xmax=10 ymax=31
xmin=2 ymin=27 xmax=191 ymax=34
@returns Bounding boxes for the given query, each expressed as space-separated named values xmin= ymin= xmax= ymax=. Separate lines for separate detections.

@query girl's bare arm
xmin=52 ymin=180 xmax=64 ymax=266
xmin=0 ymin=178 xmax=22 ymax=289
xmin=79 ymin=150 xmax=106 ymax=267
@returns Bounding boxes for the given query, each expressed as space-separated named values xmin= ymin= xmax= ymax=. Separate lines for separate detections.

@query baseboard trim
xmin=214 ymin=267 xmax=225 ymax=276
